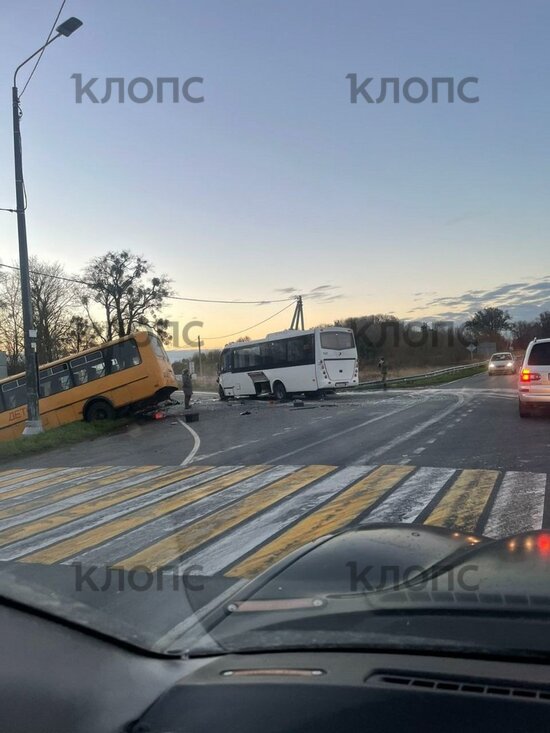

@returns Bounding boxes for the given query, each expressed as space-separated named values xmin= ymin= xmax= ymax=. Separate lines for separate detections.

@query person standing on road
xmin=378 ymin=357 xmax=388 ymax=390
xmin=182 ymin=369 xmax=193 ymax=409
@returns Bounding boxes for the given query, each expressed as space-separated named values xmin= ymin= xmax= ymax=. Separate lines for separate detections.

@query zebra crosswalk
xmin=0 ymin=463 xmax=547 ymax=578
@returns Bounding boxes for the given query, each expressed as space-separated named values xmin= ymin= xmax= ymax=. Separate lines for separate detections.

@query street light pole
xmin=12 ymin=86 xmax=40 ymax=433
xmin=11 ymin=17 xmax=83 ymax=435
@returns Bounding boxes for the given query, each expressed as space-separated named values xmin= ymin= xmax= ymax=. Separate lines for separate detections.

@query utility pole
xmin=289 ymin=295 xmax=304 ymax=330
xmin=197 ymin=335 xmax=203 ymax=377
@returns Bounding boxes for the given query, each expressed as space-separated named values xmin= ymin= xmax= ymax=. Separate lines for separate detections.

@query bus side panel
xmin=0 ymin=408 xmax=27 ymax=441
xmin=232 ymin=371 xmax=254 ymax=396
xmin=266 ymin=364 xmax=318 ymax=393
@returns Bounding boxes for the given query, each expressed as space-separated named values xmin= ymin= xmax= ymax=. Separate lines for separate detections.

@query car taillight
xmin=538 ymin=534 xmax=550 ymax=556
xmin=521 ymin=369 xmax=541 ymax=382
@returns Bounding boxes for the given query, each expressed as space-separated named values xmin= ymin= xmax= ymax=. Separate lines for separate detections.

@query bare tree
xmin=82 ymin=250 xmax=172 ymax=343
xmin=65 ymin=315 xmax=99 ymax=353
xmin=29 ymin=258 xmax=80 ymax=364
xmin=0 ymin=266 xmax=24 ymax=374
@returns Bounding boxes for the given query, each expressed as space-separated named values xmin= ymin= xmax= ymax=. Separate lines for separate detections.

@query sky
xmin=1 ymin=0 xmax=549 ymax=349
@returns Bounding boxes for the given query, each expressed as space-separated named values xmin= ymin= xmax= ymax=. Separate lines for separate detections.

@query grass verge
xmin=0 ymin=419 xmax=131 ymax=463
xmin=355 ymin=364 xmax=487 ymax=390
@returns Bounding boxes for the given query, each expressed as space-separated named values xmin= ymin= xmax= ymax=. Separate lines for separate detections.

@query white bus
xmin=217 ymin=327 xmax=358 ymax=400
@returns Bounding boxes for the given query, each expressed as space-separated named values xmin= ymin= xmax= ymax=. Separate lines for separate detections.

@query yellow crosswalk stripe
xmin=227 ymin=464 xmax=413 ymax=578
xmin=424 ymin=469 xmax=499 ymax=533
xmin=2 ymin=466 xmax=209 ymax=549
xmin=116 ymin=465 xmax=336 ymax=572
xmin=0 ymin=466 xmax=156 ymax=520
xmin=20 ymin=465 xmax=267 ymax=564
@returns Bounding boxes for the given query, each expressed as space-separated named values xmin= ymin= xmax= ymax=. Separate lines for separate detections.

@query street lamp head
xmin=55 ymin=17 xmax=83 ymax=37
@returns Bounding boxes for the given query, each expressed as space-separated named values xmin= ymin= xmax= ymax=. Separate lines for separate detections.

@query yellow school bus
xmin=0 ymin=331 xmax=178 ymax=441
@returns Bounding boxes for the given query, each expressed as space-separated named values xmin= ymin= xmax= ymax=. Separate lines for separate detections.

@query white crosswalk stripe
xmin=484 ymin=471 xmax=547 ymax=538
xmin=361 ymin=466 xmax=456 ymax=524
xmin=0 ymin=463 xmax=549 ymax=576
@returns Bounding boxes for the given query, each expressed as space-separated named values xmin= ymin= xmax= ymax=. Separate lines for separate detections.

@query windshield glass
xmin=320 ymin=331 xmax=356 ymax=350
xmin=1 ymin=1 xmax=549 ymax=663
xmin=528 ymin=342 xmax=550 ymax=365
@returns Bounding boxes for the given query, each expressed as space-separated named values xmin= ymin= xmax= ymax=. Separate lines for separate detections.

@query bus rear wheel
xmin=85 ymin=399 xmax=115 ymax=422
xmin=272 ymin=381 xmax=287 ymax=401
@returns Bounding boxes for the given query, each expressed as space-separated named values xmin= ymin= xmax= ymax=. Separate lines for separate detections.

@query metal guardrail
xmin=355 ymin=361 xmax=488 ymax=388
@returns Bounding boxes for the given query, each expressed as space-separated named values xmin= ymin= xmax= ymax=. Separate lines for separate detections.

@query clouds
xmin=410 ymin=277 xmax=550 ymax=323
xmin=274 ymin=284 xmax=343 ymax=303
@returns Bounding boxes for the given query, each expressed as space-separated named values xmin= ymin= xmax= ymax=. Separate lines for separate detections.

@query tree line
xmin=2 ymin=249 xmax=549 ymax=377
xmin=336 ymin=307 xmax=550 ymax=369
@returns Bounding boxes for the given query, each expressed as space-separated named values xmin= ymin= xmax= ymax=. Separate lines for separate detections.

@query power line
xmin=201 ymin=302 xmax=295 ymax=340
xmin=167 ymin=294 xmax=292 ymax=304
xmin=20 ymin=0 xmax=67 ymax=97
xmin=0 ymin=262 xmax=297 ymax=305
xmin=0 ymin=262 xmax=88 ymax=286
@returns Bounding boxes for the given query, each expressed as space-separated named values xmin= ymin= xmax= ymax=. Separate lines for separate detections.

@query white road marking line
xmin=0 ymin=466 xmax=237 ymax=561
xmin=269 ymin=397 xmax=431 ymax=463
xmin=361 ymin=393 xmax=467 ymax=463
xmin=413 ymin=447 xmax=426 ymax=454
xmin=483 ymin=471 xmax=547 ymax=538
xmin=179 ymin=466 xmax=374 ymax=575
xmin=178 ymin=418 xmax=201 ymax=466
xmin=426 ymin=438 xmax=437 ymax=445
xmin=70 ymin=465 xmax=301 ymax=565
xmin=272 ymin=427 xmax=297 ymax=436
xmin=362 ymin=466 xmax=456 ymax=525
xmin=192 ymin=439 xmax=262 ymax=462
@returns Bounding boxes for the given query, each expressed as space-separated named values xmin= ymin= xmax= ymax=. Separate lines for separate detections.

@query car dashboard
xmin=3 ymin=602 xmax=550 ymax=733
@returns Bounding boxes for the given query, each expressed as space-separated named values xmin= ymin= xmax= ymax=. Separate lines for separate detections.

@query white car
xmin=518 ymin=338 xmax=550 ymax=417
xmin=488 ymin=352 xmax=516 ymax=375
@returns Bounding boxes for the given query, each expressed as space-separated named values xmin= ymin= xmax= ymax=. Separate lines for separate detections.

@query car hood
xmin=184 ymin=524 xmax=550 ymax=655
xmin=3 ymin=524 xmax=550 ymax=657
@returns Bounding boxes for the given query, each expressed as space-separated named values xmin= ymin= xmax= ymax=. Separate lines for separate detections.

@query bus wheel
xmin=272 ymin=381 xmax=287 ymax=401
xmin=218 ymin=384 xmax=228 ymax=401
xmin=85 ymin=399 xmax=115 ymax=422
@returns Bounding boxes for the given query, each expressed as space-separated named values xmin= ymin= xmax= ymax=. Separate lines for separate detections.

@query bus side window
xmin=2 ymin=379 xmax=26 ymax=409
xmin=40 ymin=364 xmax=71 ymax=398
xmin=104 ymin=340 xmax=140 ymax=372
xmin=70 ymin=352 xmax=105 ymax=384
xmin=72 ymin=369 xmax=86 ymax=386
xmin=220 ymin=349 xmax=231 ymax=373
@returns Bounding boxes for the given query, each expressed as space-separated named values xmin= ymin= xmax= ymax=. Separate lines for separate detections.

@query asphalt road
xmin=5 ymin=372 xmax=549 ymax=472
xmin=1 ymin=370 xmax=549 ymax=644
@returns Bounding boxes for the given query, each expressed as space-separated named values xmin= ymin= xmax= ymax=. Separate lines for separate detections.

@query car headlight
xmin=506 ymin=362 xmax=513 ymax=367
xmin=489 ymin=363 xmax=495 ymax=368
